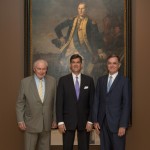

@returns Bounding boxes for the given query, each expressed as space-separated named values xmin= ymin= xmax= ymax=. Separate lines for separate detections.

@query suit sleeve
xmin=16 ymin=80 xmax=25 ymax=122
xmin=56 ymin=78 xmax=64 ymax=123
xmin=92 ymin=78 xmax=101 ymax=122
xmin=119 ymin=78 xmax=132 ymax=128
xmin=88 ymin=77 xmax=95 ymax=122
xmin=52 ymin=79 xmax=57 ymax=122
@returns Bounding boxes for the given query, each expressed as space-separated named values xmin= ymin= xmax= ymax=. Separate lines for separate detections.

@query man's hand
xmin=118 ymin=127 xmax=126 ymax=137
xmin=58 ymin=124 xmax=66 ymax=134
xmin=18 ymin=122 xmax=26 ymax=131
xmin=94 ymin=122 xmax=100 ymax=134
xmin=51 ymin=121 xmax=57 ymax=129
xmin=86 ymin=122 xmax=93 ymax=132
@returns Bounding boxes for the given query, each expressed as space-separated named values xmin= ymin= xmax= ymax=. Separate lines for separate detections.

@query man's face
xmin=33 ymin=62 xmax=47 ymax=79
xmin=78 ymin=4 xmax=86 ymax=17
xmin=107 ymin=57 xmax=121 ymax=75
xmin=70 ymin=58 xmax=82 ymax=74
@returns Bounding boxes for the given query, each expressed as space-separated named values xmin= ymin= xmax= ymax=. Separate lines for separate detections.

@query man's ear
xmin=46 ymin=67 xmax=48 ymax=74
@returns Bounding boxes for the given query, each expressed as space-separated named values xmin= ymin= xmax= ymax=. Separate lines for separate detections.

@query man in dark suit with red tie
xmin=56 ymin=54 xmax=95 ymax=150
xmin=93 ymin=54 xmax=131 ymax=150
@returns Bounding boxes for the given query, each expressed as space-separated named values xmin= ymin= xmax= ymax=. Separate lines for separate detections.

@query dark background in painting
xmin=32 ymin=0 xmax=126 ymax=83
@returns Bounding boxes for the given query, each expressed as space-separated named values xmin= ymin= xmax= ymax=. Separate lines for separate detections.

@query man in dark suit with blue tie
xmin=93 ymin=54 xmax=131 ymax=150
xmin=56 ymin=54 xmax=95 ymax=150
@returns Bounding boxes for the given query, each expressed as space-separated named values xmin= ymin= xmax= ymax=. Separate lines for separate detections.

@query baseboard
xmin=51 ymin=145 xmax=100 ymax=150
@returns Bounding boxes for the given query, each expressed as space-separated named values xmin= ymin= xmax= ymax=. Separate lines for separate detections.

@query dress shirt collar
xmin=34 ymin=74 xmax=45 ymax=81
xmin=72 ymin=73 xmax=81 ymax=79
xmin=72 ymin=73 xmax=81 ymax=86
xmin=108 ymin=72 xmax=118 ymax=81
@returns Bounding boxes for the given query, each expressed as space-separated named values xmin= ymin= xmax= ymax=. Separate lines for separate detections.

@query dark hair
xmin=70 ymin=54 xmax=82 ymax=63
xmin=107 ymin=54 xmax=120 ymax=62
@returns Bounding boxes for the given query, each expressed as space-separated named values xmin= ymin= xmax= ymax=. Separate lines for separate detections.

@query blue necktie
xmin=75 ymin=76 xmax=80 ymax=100
xmin=107 ymin=76 xmax=112 ymax=92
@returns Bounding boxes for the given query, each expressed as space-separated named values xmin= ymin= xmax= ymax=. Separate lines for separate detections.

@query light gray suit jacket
xmin=16 ymin=75 xmax=56 ymax=133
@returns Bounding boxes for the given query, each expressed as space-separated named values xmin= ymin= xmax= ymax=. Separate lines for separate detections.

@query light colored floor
xmin=51 ymin=129 xmax=100 ymax=145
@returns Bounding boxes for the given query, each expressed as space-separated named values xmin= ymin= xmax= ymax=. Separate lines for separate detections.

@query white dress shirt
xmin=72 ymin=73 xmax=81 ymax=86
xmin=107 ymin=72 xmax=118 ymax=85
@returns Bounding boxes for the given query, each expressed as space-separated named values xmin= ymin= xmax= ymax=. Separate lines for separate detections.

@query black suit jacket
xmin=56 ymin=74 xmax=95 ymax=130
xmin=93 ymin=73 xmax=131 ymax=132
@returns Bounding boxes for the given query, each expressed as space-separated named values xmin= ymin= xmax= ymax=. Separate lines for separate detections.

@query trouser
xmin=100 ymin=118 xmax=126 ymax=150
xmin=24 ymin=131 xmax=50 ymax=150
xmin=63 ymin=129 xmax=90 ymax=150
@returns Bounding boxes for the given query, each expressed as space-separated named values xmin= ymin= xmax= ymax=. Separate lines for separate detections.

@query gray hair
xmin=33 ymin=59 xmax=48 ymax=69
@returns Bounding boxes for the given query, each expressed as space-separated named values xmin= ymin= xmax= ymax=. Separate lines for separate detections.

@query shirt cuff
xmin=87 ymin=121 xmax=93 ymax=124
xmin=58 ymin=122 xmax=64 ymax=125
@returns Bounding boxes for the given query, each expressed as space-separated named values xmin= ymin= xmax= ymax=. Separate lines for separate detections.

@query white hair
xmin=33 ymin=59 xmax=48 ymax=69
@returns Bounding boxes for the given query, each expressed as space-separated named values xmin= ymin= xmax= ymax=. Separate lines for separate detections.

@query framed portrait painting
xmin=24 ymin=0 xmax=131 ymax=145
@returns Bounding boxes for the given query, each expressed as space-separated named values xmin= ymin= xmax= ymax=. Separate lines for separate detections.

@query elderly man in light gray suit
xmin=16 ymin=59 xmax=57 ymax=150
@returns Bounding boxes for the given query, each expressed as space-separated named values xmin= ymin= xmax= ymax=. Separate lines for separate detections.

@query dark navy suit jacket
xmin=93 ymin=73 xmax=131 ymax=133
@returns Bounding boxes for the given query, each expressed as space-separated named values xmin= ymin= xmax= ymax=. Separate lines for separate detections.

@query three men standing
xmin=16 ymin=55 xmax=131 ymax=150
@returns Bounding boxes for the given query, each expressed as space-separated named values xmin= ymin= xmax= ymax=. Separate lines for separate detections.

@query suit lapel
xmin=109 ymin=73 xmax=121 ymax=93
xmin=104 ymin=75 xmax=108 ymax=94
xmin=79 ymin=74 xmax=86 ymax=99
xmin=43 ymin=75 xmax=49 ymax=103
xmin=68 ymin=74 xmax=77 ymax=100
xmin=30 ymin=76 xmax=42 ymax=103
